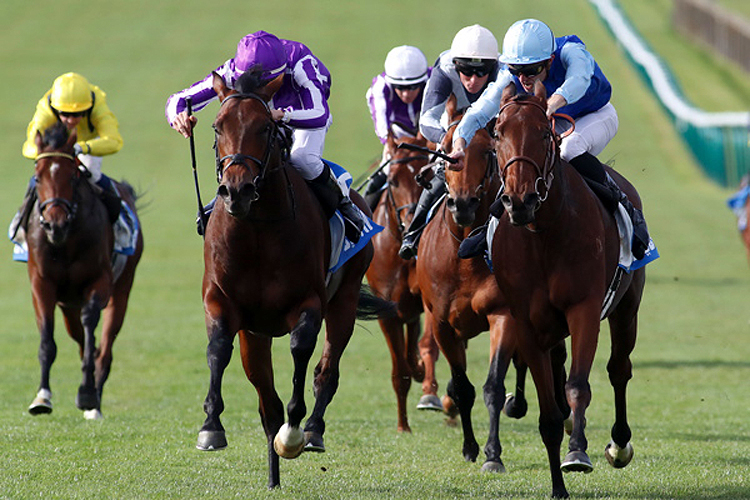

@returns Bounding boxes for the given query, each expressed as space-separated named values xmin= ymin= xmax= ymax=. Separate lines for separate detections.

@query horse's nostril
xmin=446 ymin=198 xmax=456 ymax=209
xmin=217 ymin=185 xmax=229 ymax=198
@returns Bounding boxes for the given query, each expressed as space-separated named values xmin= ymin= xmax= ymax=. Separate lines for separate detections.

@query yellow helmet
xmin=49 ymin=73 xmax=93 ymax=113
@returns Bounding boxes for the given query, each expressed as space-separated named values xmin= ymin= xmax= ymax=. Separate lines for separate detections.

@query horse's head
xmin=494 ymin=81 xmax=557 ymax=226
xmin=383 ymin=133 xmax=429 ymax=234
xmin=442 ymin=94 xmax=498 ymax=227
xmin=212 ymin=69 xmax=286 ymax=219
xmin=33 ymin=122 xmax=82 ymax=245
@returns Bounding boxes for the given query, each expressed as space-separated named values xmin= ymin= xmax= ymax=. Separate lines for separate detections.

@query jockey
xmin=166 ymin=30 xmax=365 ymax=242
xmin=363 ymin=45 xmax=431 ymax=210
xmin=450 ymin=19 xmax=650 ymax=260
xmin=398 ymin=24 xmax=501 ymax=259
xmin=10 ymin=73 xmax=124 ymax=245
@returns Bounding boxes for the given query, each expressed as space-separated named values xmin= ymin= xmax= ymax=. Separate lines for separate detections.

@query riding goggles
xmin=59 ymin=110 xmax=86 ymax=118
xmin=455 ymin=64 xmax=491 ymax=78
xmin=507 ymin=61 xmax=547 ymax=78
xmin=394 ymin=83 xmax=422 ymax=91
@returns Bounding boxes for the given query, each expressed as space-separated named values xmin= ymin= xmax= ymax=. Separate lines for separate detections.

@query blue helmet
xmin=500 ymin=19 xmax=556 ymax=65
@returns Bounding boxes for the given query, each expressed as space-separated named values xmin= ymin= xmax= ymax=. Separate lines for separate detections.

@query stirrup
xmin=398 ymin=233 xmax=418 ymax=260
xmin=339 ymin=202 xmax=364 ymax=243
xmin=457 ymin=225 xmax=488 ymax=259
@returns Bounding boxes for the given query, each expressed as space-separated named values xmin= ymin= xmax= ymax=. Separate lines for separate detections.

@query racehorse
xmin=25 ymin=122 xmax=143 ymax=420
xmin=490 ymin=81 xmax=645 ymax=499
xmin=197 ymin=70 xmax=394 ymax=489
xmin=365 ymin=132 xmax=443 ymax=432
xmin=416 ymin=95 xmax=539 ymax=473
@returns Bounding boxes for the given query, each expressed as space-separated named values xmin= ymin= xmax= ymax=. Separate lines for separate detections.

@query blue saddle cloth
xmin=727 ymin=185 xmax=750 ymax=231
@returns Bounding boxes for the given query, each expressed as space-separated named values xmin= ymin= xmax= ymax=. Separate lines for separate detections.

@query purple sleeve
xmin=165 ymin=60 xmax=235 ymax=125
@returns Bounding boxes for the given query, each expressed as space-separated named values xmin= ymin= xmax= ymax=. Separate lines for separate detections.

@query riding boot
xmin=363 ymin=170 xmax=387 ymax=211
xmin=309 ymin=164 xmax=365 ymax=243
xmin=9 ymin=177 xmax=37 ymax=244
xmin=458 ymin=191 xmax=506 ymax=259
xmin=94 ymin=174 xmax=122 ymax=225
xmin=398 ymin=167 xmax=446 ymax=260
xmin=569 ymin=152 xmax=650 ymax=260
xmin=196 ymin=197 xmax=216 ymax=236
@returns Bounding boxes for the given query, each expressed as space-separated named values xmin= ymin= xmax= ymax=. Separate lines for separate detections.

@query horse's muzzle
xmin=446 ymin=196 xmax=479 ymax=227
xmin=218 ymin=182 xmax=258 ymax=218
xmin=501 ymin=192 xmax=538 ymax=226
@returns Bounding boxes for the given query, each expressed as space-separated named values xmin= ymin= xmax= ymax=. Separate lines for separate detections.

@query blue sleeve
xmin=455 ymin=73 xmax=513 ymax=145
xmin=554 ymin=42 xmax=595 ymax=106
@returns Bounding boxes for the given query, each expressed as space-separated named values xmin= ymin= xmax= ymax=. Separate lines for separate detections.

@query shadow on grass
xmin=635 ymin=359 xmax=750 ymax=369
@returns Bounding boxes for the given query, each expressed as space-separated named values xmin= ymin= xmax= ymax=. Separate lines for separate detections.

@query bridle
xmin=497 ymin=98 xmax=558 ymax=208
xmin=35 ymin=151 xmax=81 ymax=230
xmin=384 ymin=153 xmax=429 ymax=235
xmin=445 ymin=119 xmax=498 ymax=203
xmin=214 ymin=92 xmax=290 ymax=199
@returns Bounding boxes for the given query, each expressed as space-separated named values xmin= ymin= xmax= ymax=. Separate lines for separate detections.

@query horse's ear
xmin=533 ymin=79 xmax=547 ymax=101
xmin=66 ymin=129 xmax=77 ymax=151
xmin=35 ymin=130 xmax=44 ymax=153
xmin=445 ymin=93 xmax=458 ymax=121
xmin=257 ymin=73 xmax=284 ymax=101
xmin=212 ymin=71 xmax=233 ymax=101
xmin=386 ymin=131 xmax=396 ymax=152
xmin=501 ymin=83 xmax=517 ymax=105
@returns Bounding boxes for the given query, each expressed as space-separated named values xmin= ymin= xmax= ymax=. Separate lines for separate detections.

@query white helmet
xmin=384 ymin=45 xmax=429 ymax=86
xmin=450 ymin=24 xmax=498 ymax=62
xmin=500 ymin=19 xmax=556 ymax=65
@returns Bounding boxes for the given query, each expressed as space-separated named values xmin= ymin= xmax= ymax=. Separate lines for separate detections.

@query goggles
xmin=393 ymin=83 xmax=422 ymax=91
xmin=59 ymin=111 xmax=86 ymax=118
xmin=508 ymin=61 xmax=547 ymax=78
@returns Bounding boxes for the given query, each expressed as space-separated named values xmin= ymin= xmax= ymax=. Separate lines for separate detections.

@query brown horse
xmin=197 ymin=70 xmax=394 ymax=489
xmin=25 ymin=122 xmax=143 ymax=420
xmin=365 ymin=133 xmax=443 ymax=432
xmin=416 ymin=95 xmax=539 ymax=472
xmin=490 ymin=82 xmax=645 ymax=498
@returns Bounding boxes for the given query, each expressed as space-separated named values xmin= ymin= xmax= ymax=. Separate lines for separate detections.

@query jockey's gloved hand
xmin=73 ymin=144 xmax=84 ymax=157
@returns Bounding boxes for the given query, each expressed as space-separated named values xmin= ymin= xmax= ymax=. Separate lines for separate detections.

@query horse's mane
xmin=43 ymin=122 xmax=69 ymax=149
xmin=235 ymin=66 xmax=269 ymax=95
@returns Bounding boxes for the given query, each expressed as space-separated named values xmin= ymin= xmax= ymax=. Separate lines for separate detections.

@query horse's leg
xmin=561 ymin=302 xmax=601 ymax=473
xmin=197 ymin=291 xmax=237 ymax=451
xmin=28 ymin=278 xmax=58 ymax=415
xmin=277 ymin=307 xmax=322 ymax=457
xmin=603 ymin=275 xmax=643 ymax=468
xmin=238 ymin=331 xmax=285 ymax=489
xmin=379 ymin=316 xmax=414 ymax=432
xmin=519 ymin=333 xmax=568 ymax=499
xmin=431 ymin=310 xmax=479 ymax=462
xmin=482 ymin=313 xmax=514 ymax=473
xmin=303 ymin=295 xmax=355 ymax=453
xmin=416 ymin=319 xmax=443 ymax=411
xmin=75 ymin=291 xmax=109 ymax=413
xmin=550 ymin=341 xmax=572 ymax=434
xmin=503 ymin=354 xmax=528 ymax=419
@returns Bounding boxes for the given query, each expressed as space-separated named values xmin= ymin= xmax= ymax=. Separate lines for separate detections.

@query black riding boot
xmin=196 ymin=197 xmax=216 ymax=236
xmin=94 ymin=175 xmax=122 ymax=225
xmin=569 ymin=152 xmax=650 ymax=259
xmin=309 ymin=164 xmax=365 ymax=243
xmin=398 ymin=167 xmax=445 ymax=260
xmin=456 ymin=195 xmax=506 ymax=259
xmin=363 ymin=170 xmax=387 ymax=212
xmin=9 ymin=179 xmax=37 ymax=243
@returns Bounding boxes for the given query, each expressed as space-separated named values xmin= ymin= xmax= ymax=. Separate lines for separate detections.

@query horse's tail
xmin=116 ymin=179 xmax=147 ymax=213
xmin=356 ymin=284 xmax=398 ymax=321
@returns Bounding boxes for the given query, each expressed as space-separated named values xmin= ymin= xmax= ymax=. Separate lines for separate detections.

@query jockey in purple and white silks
xmin=450 ymin=19 xmax=650 ymax=260
xmin=166 ymin=30 xmax=365 ymax=241
xmin=398 ymin=24 xmax=502 ymax=260
xmin=362 ymin=45 xmax=431 ymax=209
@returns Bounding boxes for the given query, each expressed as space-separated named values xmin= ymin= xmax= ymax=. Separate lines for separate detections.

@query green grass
xmin=1 ymin=0 xmax=749 ymax=498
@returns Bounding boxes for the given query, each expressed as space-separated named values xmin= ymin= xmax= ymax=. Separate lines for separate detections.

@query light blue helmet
xmin=499 ymin=19 xmax=556 ymax=65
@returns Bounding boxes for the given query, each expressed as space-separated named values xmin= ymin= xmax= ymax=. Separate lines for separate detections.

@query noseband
xmin=497 ymin=99 xmax=557 ymax=207
xmin=35 ymin=151 xmax=80 ymax=229
xmin=214 ymin=92 xmax=288 ymax=197
xmin=384 ymin=153 xmax=429 ymax=234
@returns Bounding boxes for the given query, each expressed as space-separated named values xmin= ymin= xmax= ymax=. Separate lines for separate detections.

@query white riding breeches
xmin=289 ymin=116 xmax=333 ymax=181
xmin=79 ymin=154 xmax=104 ymax=185
xmin=559 ymin=102 xmax=619 ymax=162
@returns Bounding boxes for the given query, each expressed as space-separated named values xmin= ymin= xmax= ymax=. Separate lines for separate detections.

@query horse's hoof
xmin=83 ymin=409 xmax=103 ymax=420
xmin=564 ymin=411 xmax=573 ymax=436
xmin=274 ymin=423 xmax=304 ymax=459
xmin=416 ymin=394 xmax=443 ymax=411
xmin=441 ymin=394 xmax=459 ymax=418
xmin=561 ymin=450 xmax=593 ymax=473
xmin=75 ymin=387 xmax=99 ymax=411
xmin=196 ymin=430 xmax=227 ymax=451
xmin=502 ymin=392 xmax=528 ymax=419
xmin=605 ymin=440 xmax=633 ymax=468
xmin=481 ymin=460 xmax=506 ymax=473
xmin=29 ymin=389 xmax=53 ymax=415
xmin=303 ymin=431 xmax=326 ymax=453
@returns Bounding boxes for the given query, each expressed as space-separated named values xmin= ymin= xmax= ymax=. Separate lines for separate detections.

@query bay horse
xmin=416 ymin=95 xmax=542 ymax=473
xmin=365 ymin=132 xmax=443 ymax=432
xmin=490 ymin=82 xmax=645 ymax=499
xmin=25 ymin=122 xmax=143 ymax=420
xmin=197 ymin=70 xmax=394 ymax=489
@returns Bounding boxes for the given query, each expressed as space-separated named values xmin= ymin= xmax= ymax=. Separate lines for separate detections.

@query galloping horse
xmin=365 ymin=133 xmax=443 ymax=432
xmin=490 ymin=82 xmax=645 ymax=499
xmin=416 ymin=95 xmax=537 ymax=472
xmin=26 ymin=122 xmax=143 ymax=420
xmin=197 ymin=70 xmax=393 ymax=489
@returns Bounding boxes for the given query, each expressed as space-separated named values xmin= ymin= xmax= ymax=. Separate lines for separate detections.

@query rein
xmin=34 ymin=151 xmax=82 ymax=228
xmin=384 ymin=154 xmax=429 ymax=236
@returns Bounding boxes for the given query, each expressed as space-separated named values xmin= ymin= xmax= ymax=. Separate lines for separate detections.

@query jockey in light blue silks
xmin=166 ymin=30 xmax=365 ymax=241
xmin=450 ymin=18 xmax=650 ymax=260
